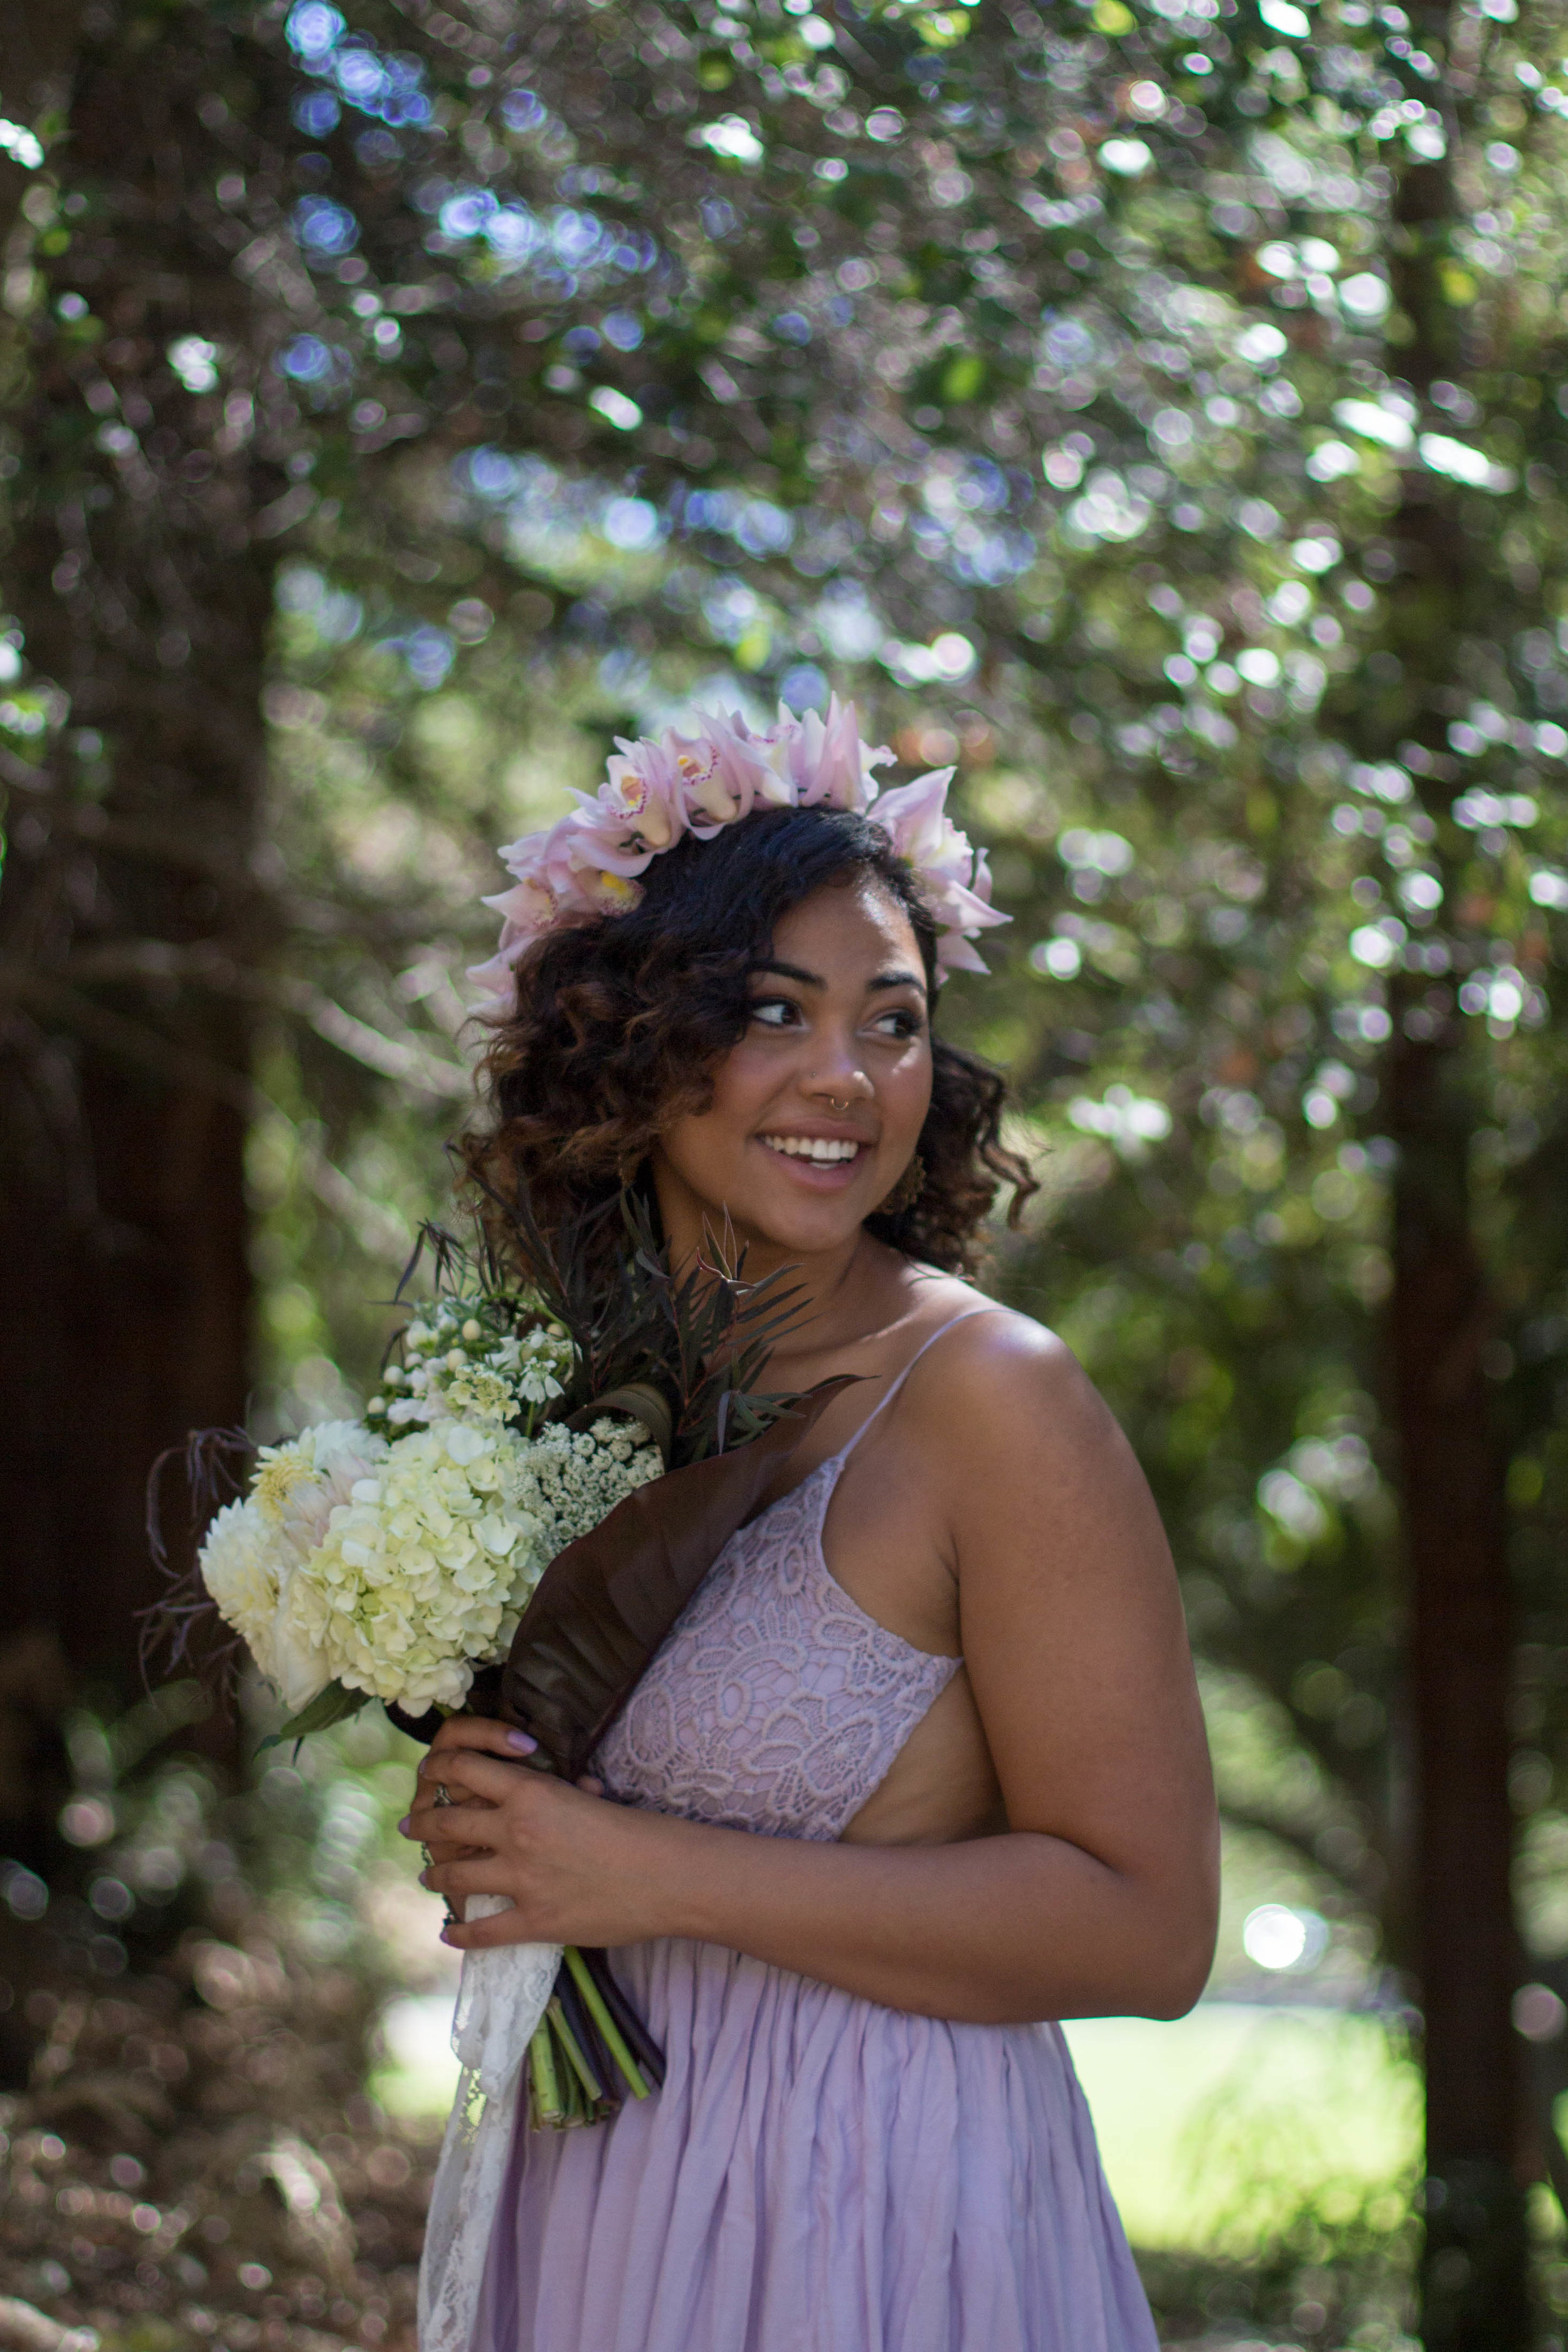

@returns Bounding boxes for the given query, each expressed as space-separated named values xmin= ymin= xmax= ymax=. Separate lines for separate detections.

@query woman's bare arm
xmin=408 ymin=1321 xmax=1219 ymax=2023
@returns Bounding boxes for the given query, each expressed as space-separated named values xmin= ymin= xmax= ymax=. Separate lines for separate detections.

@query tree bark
xmin=1380 ymin=14 xmax=1528 ymax=2338
xmin=0 ymin=11 xmax=282 ymax=1705
xmin=1389 ymin=1003 xmax=1526 ymax=2349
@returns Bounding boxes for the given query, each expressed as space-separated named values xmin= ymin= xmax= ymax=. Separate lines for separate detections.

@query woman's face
xmin=650 ymin=878 xmax=934 ymax=1265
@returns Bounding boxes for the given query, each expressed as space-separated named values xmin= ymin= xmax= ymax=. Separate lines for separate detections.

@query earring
xmin=880 ymin=1153 xmax=925 ymax=1216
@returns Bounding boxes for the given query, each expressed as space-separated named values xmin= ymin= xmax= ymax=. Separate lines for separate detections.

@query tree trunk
xmin=1389 ymin=1005 xmax=1526 ymax=2349
xmin=0 ymin=11 xmax=282 ymax=1708
xmin=0 ymin=0 xmax=88 ymax=253
xmin=1380 ymin=17 xmax=1528 ymax=2334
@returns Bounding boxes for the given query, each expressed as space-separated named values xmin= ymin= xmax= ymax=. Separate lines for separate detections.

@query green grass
xmin=1062 ymin=2004 xmax=1419 ymax=2252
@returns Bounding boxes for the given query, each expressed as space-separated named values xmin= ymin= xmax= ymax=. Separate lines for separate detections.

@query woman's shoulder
xmin=893 ymin=1289 xmax=1153 ymax=1561
xmin=898 ymin=1279 xmax=1106 ymax=1449
xmin=899 ymin=1269 xmax=1062 ymax=1361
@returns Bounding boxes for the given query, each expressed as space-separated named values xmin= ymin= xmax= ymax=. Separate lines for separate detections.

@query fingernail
xmin=397 ymin=1816 xmax=411 ymax=1836
xmin=505 ymin=1729 xmax=538 ymax=1753
xmin=439 ymin=1926 xmax=455 ymax=1944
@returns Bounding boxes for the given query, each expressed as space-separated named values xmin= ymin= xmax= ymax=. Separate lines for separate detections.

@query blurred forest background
xmin=5 ymin=0 xmax=1568 ymax=2344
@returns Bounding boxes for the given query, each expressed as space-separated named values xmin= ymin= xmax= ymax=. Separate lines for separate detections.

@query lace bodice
xmin=594 ymin=1306 xmax=1002 ymax=1842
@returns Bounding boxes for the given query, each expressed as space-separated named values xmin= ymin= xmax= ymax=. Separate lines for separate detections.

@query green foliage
xmin=0 ymin=1641 xmax=432 ymax=2071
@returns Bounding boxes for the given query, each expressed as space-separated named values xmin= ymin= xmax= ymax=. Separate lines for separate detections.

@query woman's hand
xmin=398 ymin=1715 xmax=672 ymax=1950
xmin=401 ymin=1713 xmax=529 ymax=1878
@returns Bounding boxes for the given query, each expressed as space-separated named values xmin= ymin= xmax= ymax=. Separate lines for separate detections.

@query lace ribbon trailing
xmin=417 ymin=1903 xmax=561 ymax=2352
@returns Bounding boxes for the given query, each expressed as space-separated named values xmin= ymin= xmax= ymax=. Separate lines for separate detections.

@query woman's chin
xmin=709 ymin=1179 xmax=879 ymax=1260
xmin=751 ymin=1188 xmax=884 ymax=1256
xmin=659 ymin=1139 xmax=903 ymax=1263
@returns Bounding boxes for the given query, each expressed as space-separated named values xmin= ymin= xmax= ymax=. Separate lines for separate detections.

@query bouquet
xmin=189 ymin=1309 xmax=659 ymax=1732
xmin=146 ymin=1187 xmax=849 ymax=2137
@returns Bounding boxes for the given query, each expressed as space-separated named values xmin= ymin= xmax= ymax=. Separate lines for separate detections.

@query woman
xmin=404 ymin=703 xmax=1218 ymax=2352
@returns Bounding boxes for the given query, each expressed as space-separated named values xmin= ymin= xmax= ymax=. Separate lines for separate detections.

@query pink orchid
xmin=588 ymin=736 xmax=691 ymax=856
xmin=674 ymin=711 xmax=793 ymax=833
xmin=469 ymin=806 xmax=649 ymax=991
xmin=781 ymin=693 xmax=892 ymax=811
xmin=870 ymin=768 xmax=1011 ymax=981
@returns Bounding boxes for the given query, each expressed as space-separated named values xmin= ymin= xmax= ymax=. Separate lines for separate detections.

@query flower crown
xmin=472 ymin=694 xmax=1009 ymax=998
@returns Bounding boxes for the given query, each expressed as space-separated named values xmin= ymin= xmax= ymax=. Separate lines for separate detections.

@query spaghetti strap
xmin=831 ymin=1301 xmax=1009 ymax=1468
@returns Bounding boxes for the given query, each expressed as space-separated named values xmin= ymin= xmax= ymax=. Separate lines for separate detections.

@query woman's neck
xmin=654 ymin=1191 xmax=908 ymax=1370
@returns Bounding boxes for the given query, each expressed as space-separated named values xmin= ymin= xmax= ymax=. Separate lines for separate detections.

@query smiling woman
xmin=413 ymin=714 xmax=1218 ymax=2352
xmin=462 ymin=796 xmax=1029 ymax=1289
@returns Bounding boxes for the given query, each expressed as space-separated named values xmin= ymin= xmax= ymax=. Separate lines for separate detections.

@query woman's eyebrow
xmin=750 ymin=959 xmax=928 ymax=998
xmin=751 ymin=959 xmax=824 ymax=988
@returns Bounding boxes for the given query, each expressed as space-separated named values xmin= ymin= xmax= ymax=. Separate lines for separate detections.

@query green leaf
xmin=256 ymin=1681 xmax=371 ymax=1752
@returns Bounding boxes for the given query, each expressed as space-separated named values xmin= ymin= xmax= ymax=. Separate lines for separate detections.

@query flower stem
xmin=546 ymin=1996 xmax=604 ymax=2103
xmin=527 ymin=2015 xmax=564 ymax=2127
xmin=564 ymin=1944 xmax=651 ymax=2099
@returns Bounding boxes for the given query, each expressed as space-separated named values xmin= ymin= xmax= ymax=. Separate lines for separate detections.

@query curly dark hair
xmin=463 ymin=804 xmax=1036 ymax=1283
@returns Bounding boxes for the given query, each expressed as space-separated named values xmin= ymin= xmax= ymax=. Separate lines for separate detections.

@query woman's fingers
xmin=437 ymin=1904 xmax=532 ymax=1952
xmin=399 ymin=1746 xmax=625 ymax=1947
xmin=414 ymin=1746 xmax=534 ymax=1808
xmin=411 ymin=1826 xmax=481 ymax=1860
xmin=427 ymin=1716 xmax=538 ymax=1762
xmin=420 ymin=1854 xmax=517 ymax=1902
xmin=402 ymin=1719 xmax=543 ymax=1858
xmin=405 ymin=1795 xmax=501 ymax=1848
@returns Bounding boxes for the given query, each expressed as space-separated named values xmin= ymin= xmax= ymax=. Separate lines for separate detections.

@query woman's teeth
xmin=760 ymin=1135 xmax=861 ymax=1163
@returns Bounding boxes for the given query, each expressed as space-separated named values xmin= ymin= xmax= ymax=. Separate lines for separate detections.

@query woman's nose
xmin=804 ymin=1063 xmax=874 ymax=1107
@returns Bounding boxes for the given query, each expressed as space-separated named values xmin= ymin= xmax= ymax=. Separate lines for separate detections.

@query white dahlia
xmin=198 ymin=1498 xmax=286 ymax=1681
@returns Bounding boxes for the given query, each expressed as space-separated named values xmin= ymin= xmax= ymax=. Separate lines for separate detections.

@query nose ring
xmin=828 ymin=1097 xmax=851 ymax=1113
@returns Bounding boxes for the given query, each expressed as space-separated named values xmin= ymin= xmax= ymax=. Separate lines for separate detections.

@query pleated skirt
xmin=472 ymin=1935 xmax=1157 ymax=2352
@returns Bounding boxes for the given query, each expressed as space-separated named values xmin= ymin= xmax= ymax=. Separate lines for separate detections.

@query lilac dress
xmin=474 ymin=1308 xmax=1158 ymax=2352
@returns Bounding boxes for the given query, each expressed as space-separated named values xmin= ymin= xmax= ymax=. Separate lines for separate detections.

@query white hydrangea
xmin=285 ymin=1415 xmax=661 ymax=1716
xmin=198 ymin=1381 xmax=661 ymax=1722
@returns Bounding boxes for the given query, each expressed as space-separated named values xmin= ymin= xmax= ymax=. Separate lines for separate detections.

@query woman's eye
xmin=872 ymin=1008 xmax=922 ymax=1040
xmin=749 ymin=997 xmax=800 ymax=1029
